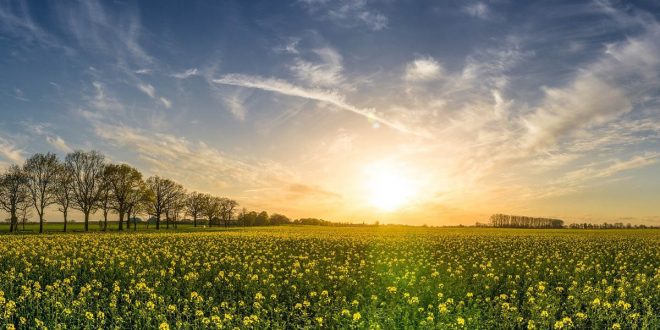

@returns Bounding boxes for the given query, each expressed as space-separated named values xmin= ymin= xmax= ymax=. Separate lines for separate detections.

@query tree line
xmin=0 ymin=150 xmax=254 ymax=233
xmin=489 ymin=213 xmax=564 ymax=228
xmin=567 ymin=222 xmax=657 ymax=229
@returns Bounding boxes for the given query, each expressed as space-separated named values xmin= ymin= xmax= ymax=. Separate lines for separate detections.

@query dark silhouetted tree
xmin=54 ymin=163 xmax=74 ymax=232
xmin=0 ymin=165 xmax=29 ymax=232
xmin=23 ymin=153 xmax=59 ymax=233
xmin=219 ymin=198 xmax=238 ymax=227
xmin=270 ymin=213 xmax=291 ymax=225
xmin=186 ymin=192 xmax=205 ymax=227
xmin=65 ymin=150 xmax=105 ymax=231
xmin=145 ymin=176 xmax=183 ymax=229
xmin=105 ymin=164 xmax=143 ymax=231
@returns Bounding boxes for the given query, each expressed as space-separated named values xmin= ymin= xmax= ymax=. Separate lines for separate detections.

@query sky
xmin=1 ymin=0 xmax=659 ymax=225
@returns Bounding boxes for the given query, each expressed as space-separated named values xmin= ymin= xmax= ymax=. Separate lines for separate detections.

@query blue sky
xmin=1 ymin=0 xmax=659 ymax=225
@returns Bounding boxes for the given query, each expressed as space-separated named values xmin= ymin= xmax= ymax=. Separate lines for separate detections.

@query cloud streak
xmin=0 ymin=136 xmax=25 ymax=165
xmin=213 ymin=74 xmax=423 ymax=137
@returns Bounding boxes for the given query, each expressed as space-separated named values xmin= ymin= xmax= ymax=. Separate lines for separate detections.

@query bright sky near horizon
xmin=1 ymin=0 xmax=659 ymax=225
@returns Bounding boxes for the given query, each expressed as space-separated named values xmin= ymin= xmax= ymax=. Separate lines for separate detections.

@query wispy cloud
xmin=287 ymin=183 xmax=341 ymax=199
xmin=137 ymin=83 xmax=172 ymax=108
xmin=530 ymin=152 xmax=660 ymax=199
xmin=221 ymin=92 xmax=247 ymax=121
xmin=171 ymin=68 xmax=200 ymax=79
xmin=25 ymin=122 xmax=74 ymax=153
xmin=300 ymin=0 xmax=388 ymax=31
xmin=213 ymin=74 xmax=422 ymax=137
xmin=78 ymin=110 xmax=311 ymax=209
xmin=46 ymin=135 xmax=73 ymax=153
xmin=137 ymin=83 xmax=156 ymax=98
xmin=0 ymin=136 xmax=25 ymax=165
xmin=12 ymin=88 xmax=29 ymax=101
xmin=463 ymin=2 xmax=490 ymax=19
xmin=274 ymin=37 xmax=301 ymax=54
xmin=56 ymin=0 xmax=152 ymax=65
xmin=290 ymin=47 xmax=344 ymax=87
xmin=0 ymin=0 xmax=70 ymax=51
xmin=159 ymin=97 xmax=172 ymax=109
xmin=89 ymin=81 xmax=124 ymax=112
xmin=134 ymin=68 xmax=152 ymax=75
xmin=523 ymin=27 xmax=660 ymax=150
xmin=404 ymin=56 xmax=443 ymax=82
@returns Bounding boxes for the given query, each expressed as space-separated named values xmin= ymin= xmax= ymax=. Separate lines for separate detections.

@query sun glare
xmin=365 ymin=164 xmax=416 ymax=212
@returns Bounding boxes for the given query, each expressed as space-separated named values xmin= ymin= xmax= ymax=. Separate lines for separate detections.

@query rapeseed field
xmin=0 ymin=227 xmax=657 ymax=329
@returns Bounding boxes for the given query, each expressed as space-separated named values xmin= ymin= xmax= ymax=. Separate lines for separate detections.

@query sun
xmin=365 ymin=163 xmax=416 ymax=212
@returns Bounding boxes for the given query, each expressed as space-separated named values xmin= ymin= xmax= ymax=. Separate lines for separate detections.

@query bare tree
xmin=0 ymin=165 xmax=29 ymax=232
xmin=126 ymin=182 xmax=149 ymax=231
xmin=186 ymin=192 xmax=205 ymax=227
xmin=54 ymin=163 xmax=74 ymax=232
xmin=97 ymin=168 xmax=113 ymax=231
xmin=167 ymin=191 xmax=186 ymax=229
xmin=65 ymin=151 xmax=105 ymax=231
xmin=23 ymin=153 xmax=60 ymax=233
xmin=17 ymin=198 xmax=32 ymax=231
xmin=220 ymin=198 xmax=238 ymax=227
xmin=163 ymin=184 xmax=185 ymax=229
xmin=145 ymin=176 xmax=184 ymax=230
xmin=201 ymin=194 xmax=222 ymax=227
xmin=104 ymin=164 xmax=143 ymax=231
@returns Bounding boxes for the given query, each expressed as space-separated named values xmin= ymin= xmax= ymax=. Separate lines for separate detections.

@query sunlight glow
xmin=365 ymin=163 xmax=416 ymax=212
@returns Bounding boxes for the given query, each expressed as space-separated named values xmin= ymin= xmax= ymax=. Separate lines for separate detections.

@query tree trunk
xmin=193 ymin=215 xmax=197 ymax=227
xmin=39 ymin=214 xmax=44 ymax=233
xmin=156 ymin=214 xmax=160 ymax=229
xmin=119 ymin=211 xmax=124 ymax=231
xmin=10 ymin=207 xmax=18 ymax=232
xmin=84 ymin=211 xmax=89 ymax=231
xmin=103 ymin=211 xmax=108 ymax=231
xmin=63 ymin=210 xmax=68 ymax=232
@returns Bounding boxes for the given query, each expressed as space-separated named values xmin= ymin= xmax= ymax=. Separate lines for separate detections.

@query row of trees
xmin=568 ymin=222 xmax=657 ymax=229
xmin=0 ymin=150 xmax=240 ymax=233
xmin=489 ymin=213 xmax=564 ymax=228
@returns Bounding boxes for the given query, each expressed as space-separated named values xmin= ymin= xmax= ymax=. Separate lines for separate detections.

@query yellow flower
xmin=159 ymin=322 xmax=169 ymax=330
xmin=527 ymin=320 xmax=536 ymax=329
xmin=353 ymin=312 xmax=361 ymax=322
xmin=457 ymin=317 xmax=465 ymax=326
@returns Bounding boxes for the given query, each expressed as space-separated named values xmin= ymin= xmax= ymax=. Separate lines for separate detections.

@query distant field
xmin=0 ymin=227 xmax=657 ymax=329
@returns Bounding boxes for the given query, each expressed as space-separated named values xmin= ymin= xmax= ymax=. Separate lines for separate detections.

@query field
xmin=0 ymin=227 xmax=658 ymax=329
